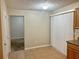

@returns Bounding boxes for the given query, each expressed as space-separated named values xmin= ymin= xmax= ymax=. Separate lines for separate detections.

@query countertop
xmin=67 ymin=40 xmax=79 ymax=46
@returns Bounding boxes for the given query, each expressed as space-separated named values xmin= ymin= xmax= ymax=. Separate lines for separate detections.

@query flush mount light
xmin=42 ymin=3 xmax=49 ymax=10
xmin=35 ymin=0 xmax=54 ymax=11
xmin=43 ymin=5 xmax=49 ymax=10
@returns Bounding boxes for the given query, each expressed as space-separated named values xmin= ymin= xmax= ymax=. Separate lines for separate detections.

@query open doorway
xmin=9 ymin=16 xmax=25 ymax=52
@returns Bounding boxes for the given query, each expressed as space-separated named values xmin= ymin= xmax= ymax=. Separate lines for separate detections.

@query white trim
xmin=50 ymin=9 xmax=75 ymax=17
xmin=25 ymin=44 xmax=50 ymax=50
xmin=11 ymin=37 xmax=24 ymax=39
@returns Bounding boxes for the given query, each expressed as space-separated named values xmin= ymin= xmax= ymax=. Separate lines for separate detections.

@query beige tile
xmin=9 ymin=47 xmax=66 ymax=59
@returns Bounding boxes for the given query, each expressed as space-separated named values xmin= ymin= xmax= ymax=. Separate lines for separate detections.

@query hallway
xmin=9 ymin=47 xmax=66 ymax=59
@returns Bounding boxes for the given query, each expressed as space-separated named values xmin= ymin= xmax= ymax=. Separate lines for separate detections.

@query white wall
xmin=51 ymin=12 xmax=74 ymax=55
xmin=1 ymin=0 xmax=11 ymax=59
xmin=8 ymin=10 xmax=50 ymax=49
xmin=10 ymin=16 xmax=24 ymax=39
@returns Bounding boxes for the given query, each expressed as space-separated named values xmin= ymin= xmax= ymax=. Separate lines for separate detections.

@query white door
xmin=2 ymin=16 xmax=11 ymax=59
xmin=51 ymin=12 xmax=74 ymax=55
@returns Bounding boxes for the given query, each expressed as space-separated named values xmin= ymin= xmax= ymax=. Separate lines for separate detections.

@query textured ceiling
xmin=6 ymin=0 xmax=79 ymax=11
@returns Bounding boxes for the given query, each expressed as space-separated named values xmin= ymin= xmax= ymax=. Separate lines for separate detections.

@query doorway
xmin=9 ymin=16 xmax=25 ymax=52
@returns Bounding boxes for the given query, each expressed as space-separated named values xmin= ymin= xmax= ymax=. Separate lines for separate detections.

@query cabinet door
xmin=75 ymin=8 xmax=79 ymax=28
xmin=67 ymin=48 xmax=75 ymax=59
xmin=74 ymin=51 xmax=79 ymax=59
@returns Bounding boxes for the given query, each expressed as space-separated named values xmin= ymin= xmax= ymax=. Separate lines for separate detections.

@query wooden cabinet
xmin=75 ymin=52 xmax=79 ymax=59
xmin=67 ymin=48 xmax=75 ymax=59
xmin=74 ymin=8 xmax=79 ymax=28
xmin=67 ymin=41 xmax=79 ymax=59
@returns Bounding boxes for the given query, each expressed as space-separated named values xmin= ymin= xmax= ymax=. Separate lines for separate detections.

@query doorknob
xmin=4 ymin=43 xmax=7 ymax=46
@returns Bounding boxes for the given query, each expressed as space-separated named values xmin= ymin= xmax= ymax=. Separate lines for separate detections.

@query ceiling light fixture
xmin=43 ymin=5 xmax=49 ymax=10
xmin=42 ymin=0 xmax=49 ymax=10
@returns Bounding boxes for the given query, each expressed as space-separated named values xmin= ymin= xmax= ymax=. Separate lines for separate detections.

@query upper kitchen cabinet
xmin=74 ymin=8 xmax=79 ymax=29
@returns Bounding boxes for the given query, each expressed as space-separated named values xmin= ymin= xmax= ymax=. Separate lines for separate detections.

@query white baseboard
xmin=25 ymin=44 xmax=50 ymax=50
xmin=51 ymin=46 xmax=66 ymax=56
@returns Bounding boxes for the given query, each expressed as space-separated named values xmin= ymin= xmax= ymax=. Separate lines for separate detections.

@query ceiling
xmin=6 ymin=0 xmax=79 ymax=11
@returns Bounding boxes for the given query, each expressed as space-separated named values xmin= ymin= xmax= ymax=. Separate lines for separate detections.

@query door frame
xmin=0 ymin=8 xmax=3 ymax=59
xmin=9 ymin=15 xmax=25 ymax=51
